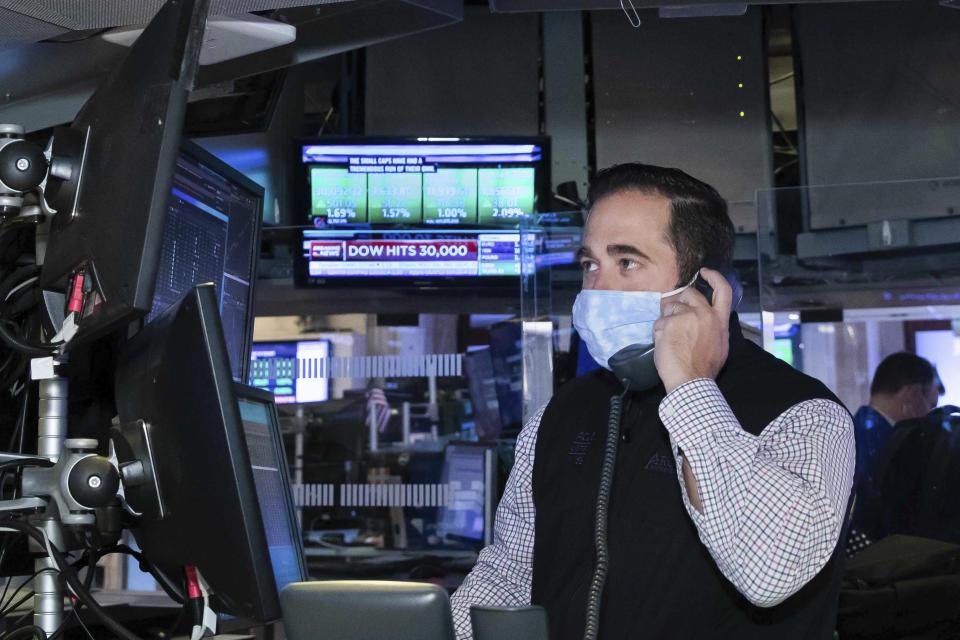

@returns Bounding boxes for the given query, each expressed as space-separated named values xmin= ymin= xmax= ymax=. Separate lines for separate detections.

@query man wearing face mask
xmin=450 ymin=163 xmax=856 ymax=640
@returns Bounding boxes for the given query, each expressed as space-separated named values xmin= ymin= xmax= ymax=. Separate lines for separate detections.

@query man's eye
xmin=580 ymin=261 xmax=598 ymax=273
xmin=619 ymin=258 xmax=639 ymax=270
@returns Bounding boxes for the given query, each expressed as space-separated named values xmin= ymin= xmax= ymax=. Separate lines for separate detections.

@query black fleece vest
xmin=531 ymin=316 xmax=848 ymax=640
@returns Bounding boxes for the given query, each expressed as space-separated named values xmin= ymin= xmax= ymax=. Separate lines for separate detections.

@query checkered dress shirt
xmin=449 ymin=378 xmax=856 ymax=640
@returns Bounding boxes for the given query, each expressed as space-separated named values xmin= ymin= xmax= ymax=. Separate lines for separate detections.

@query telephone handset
xmin=608 ymin=273 xmax=716 ymax=392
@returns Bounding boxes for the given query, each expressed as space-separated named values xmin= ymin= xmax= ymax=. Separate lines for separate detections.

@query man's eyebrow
xmin=574 ymin=246 xmax=594 ymax=261
xmin=606 ymin=244 xmax=650 ymax=261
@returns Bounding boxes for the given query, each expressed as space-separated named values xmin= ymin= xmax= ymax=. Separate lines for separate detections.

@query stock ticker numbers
xmin=309 ymin=162 xmax=536 ymax=227
xmin=311 ymin=167 xmax=368 ymax=224
xmin=478 ymin=168 xmax=535 ymax=225
xmin=423 ymin=169 xmax=479 ymax=225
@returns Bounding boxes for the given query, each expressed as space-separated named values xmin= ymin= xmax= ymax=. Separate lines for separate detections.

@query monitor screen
xmin=294 ymin=137 xmax=550 ymax=286
xmin=248 ymin=340 xmax=330 ymax=404
xmin=114 ymin=284 xmax=280 ymax=622
xmin=147 ymin=140 xmax=262 ymax=382
xmin=300 ymin=139 xmax=546 ymax=227
xmin=236 ymin=392 xmax=306 ymax=597
xmin=302 ymin=228 xmax=528 ymax=279
xmin=121 ymin=385 xmax=307 ymax=605
xmin=437 ymin=445 xmax=492 ymax=545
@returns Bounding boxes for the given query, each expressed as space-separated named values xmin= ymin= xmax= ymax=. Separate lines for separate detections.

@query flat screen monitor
xmin=146 ymin=139 xmax=263 ymax=382
xmin=38 ymin=0 xmax=207 ymax=345
xmin=293 ymin=136 xmax=550 ymax=287
xmin=437 ymin=445 xmax=495 ymax=549
xmin=248 ymin=340 xmax=329 ymax=404
xmin=300 ymin=228 xmax=528 ymax=280
xmin=299 ymin=137 xmax=548 ymax=227
xmin=113 ymin=284 xmax=280 ymax=623
xmin=122 ymin=386 xmax=307 ymax=613
xmin=233 ymin=385 xmax=307 ymax=612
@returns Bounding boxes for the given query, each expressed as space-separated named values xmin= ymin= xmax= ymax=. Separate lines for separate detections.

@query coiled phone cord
xmin=583 ymin=384 xmax=630 ymax=640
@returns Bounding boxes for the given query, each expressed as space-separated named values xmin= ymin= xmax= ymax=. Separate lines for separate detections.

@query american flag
xmin=366 ymin=388 xmax=392 ymax=433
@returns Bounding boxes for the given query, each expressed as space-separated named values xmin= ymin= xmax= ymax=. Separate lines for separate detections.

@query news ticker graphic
xmin=309 ymin=239 xmax=478 ymax=262
xmin=303 ymin=233 xmax=523 ymax=277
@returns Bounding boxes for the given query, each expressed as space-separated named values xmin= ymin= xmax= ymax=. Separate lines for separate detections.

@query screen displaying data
xmin=149 ymin=145 xmax=261 ymax=381
xmin=302 ymin=229 xmax=529 ymax=279
xmin=248 ymin=341 xmax=329 ymax=404
xmin=438 ymin=446 xmax=489 ymax=543
xmin=301 ymin=141 xmax=544 ymax=227
xmin=237 ymin=396 xmax=304 ymax=595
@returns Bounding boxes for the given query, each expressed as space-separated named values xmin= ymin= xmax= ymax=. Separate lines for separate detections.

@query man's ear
xmin=897 ymin=383 xmax=926 ymax=418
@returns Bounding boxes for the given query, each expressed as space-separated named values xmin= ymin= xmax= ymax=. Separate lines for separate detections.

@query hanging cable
xmin=0 ymin=626 xmax=47 ymax=640
xmin=0 ymin=519 xmax=143 ymax=640
xmin=3 ymin=277 xmax=38 ymax=305
xmin=0 ymin=322 xmax=59 ymax=356
xmin=48 ymin=548 xmax=99 ymax=640
xmin=582 ymin=384 xmax=630 ymax=640
xmin=0 ymin=267 xmax=41 ymax=304
xmin=94 ymin=544 xmax=185 ymax=604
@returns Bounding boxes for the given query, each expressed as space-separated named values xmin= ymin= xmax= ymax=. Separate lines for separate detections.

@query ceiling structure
xmin=0 ymin=1 xmax=352 ymax=49
xmin=0 ymin=0 xmax=463 ymax=131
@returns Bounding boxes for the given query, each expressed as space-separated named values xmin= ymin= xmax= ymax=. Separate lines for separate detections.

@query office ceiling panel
xmin=0 ymin=8 xmax=68 ymax=47
xmin=0 ymin=1 xmax=350 ymax=39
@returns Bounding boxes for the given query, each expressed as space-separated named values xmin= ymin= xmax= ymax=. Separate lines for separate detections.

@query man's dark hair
xmin=587 ymin=163 xmax=735 ymax=286
xmin=870 ymin=352 xmax=939 ymax=396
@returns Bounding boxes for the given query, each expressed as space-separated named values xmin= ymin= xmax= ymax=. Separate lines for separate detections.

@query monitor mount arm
xmin=0 ymin=124 xmax=87 ymax=221
xmin=0 ymin=371 xmax=161 ymax=635
xmin=0 ymin=121 xmax=163 ymax=636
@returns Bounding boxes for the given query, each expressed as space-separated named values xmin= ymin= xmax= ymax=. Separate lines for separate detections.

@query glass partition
xmin=757 ymin=180 xmax=960 ymax=564
xmin=246 ymin=215 xmax=583 ymax=585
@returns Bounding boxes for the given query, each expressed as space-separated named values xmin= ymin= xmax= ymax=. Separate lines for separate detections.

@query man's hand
xmin=654 ymin=268 xmax=733 ymax=394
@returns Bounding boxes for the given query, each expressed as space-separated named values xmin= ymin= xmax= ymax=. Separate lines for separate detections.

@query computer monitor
xmin=39 ymin=0 xmax=207 ymax=345
xmin=226 ymin=384 xmax=307 ymax=628
xmin=147 ymin=140 xmax=263 ymax=382
xmin=436 ymin=444 xmax=495 ymax=549
xmin=248 ymin=340 xmax=330 ymax=404
xmin=120 ymin=385 xmax=308 ymax=621
xmin=112 ymin=283 xmax=281 ymax=622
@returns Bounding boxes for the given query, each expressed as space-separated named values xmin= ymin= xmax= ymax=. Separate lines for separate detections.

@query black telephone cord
xmin=583 ymin=385 xmax=629 ymax=640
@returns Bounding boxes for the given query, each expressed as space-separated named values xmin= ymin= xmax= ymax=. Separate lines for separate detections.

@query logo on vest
xmin=567 ymin=431 xmax=597 ymax=465
xmin=644 ymin=454 xmax=674 ymax=474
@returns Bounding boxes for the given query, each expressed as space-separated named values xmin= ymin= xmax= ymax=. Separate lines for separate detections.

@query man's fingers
xmin=666 ymin=286 xmax=709 ymax=310
xmin=699 ymin=268 xmax=732 ymax=324
xmin=660 ymin=298 xmax=693 ymax=318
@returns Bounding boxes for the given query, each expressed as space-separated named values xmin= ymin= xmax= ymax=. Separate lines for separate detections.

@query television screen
xmin=301 ymin=228 xmax=530 ymax=279
xmin=294 ymin=137 xmax=550 ymax=286
xmin=300 ymin=138 xmax=547 ymax=227
xmin=248 ymin=340 xmax=330 ymax=404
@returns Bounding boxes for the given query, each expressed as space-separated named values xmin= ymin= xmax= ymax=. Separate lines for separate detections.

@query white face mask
xmin=572 ymin=274 xmax=696 ymax=370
